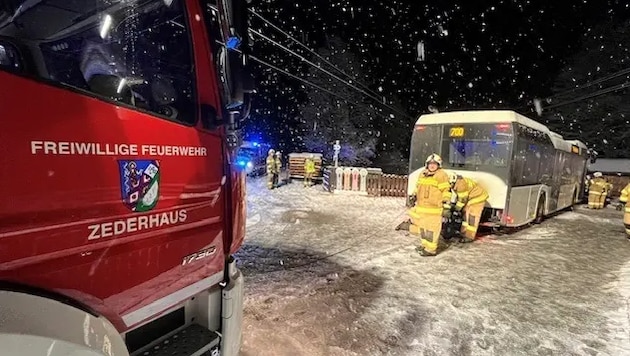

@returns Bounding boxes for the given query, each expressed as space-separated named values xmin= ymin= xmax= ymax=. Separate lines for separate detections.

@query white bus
xmin=406 ymin=110 xmax=595 ymax=228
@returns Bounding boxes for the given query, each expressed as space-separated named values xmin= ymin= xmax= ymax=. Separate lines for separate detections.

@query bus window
xmin=442 ymin=124 xmax=512 ymax=169
xmin=409 ymin=125 xmax=441 ymax=173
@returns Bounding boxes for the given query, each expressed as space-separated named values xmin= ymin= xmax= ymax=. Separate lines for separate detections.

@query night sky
xmin=244 ymin=0 xmax=630 ymax=163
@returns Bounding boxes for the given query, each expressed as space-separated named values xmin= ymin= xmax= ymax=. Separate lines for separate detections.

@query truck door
xmin=0 ymin=0 xmax=228 ymax=332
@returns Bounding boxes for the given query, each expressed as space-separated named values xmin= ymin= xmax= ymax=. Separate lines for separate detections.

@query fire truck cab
xmin=0 ymin=0 xmax=252 ymax=355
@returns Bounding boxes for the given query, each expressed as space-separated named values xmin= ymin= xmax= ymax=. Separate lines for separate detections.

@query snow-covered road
xmin=237 ymin=176 xmax=630 ymax=356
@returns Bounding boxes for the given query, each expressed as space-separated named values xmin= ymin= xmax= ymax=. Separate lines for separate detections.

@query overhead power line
xmin=249 ymin=28 xmax=412 ymax=120
xmin=248 ymin=9 xmax=384 ymax=100
xmin=545 ymin=81 xmax=630 ymax=110
xmin=547 ymin=66 xmax=630 ymax=100
xmin=217 ymin=41 xmax=394 ymax=116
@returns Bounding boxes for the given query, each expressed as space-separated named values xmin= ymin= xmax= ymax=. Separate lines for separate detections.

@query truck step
xmin=131 ymin=324 xmax=220 ymax=356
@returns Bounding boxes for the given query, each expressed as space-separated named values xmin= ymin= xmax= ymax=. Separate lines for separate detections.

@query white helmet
xmin=276 ymin=151 xmax=281 ymax=157
xmin=268 ymin=149 xmax=275 ymax=155
xmin=425 ymin=153 xmax=443 ymax=167
xmin=593 ymin=172 xmax=603 ymax=178
xmin=448 ymin=172 xmax=459 ymax=185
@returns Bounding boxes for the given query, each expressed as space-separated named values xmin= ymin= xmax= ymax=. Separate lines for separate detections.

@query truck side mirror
xmin=220 ymin=0 xmax=254 ymax=121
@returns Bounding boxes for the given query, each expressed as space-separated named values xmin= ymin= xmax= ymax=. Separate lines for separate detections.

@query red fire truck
xmin=0 ymin=0 xmax=252 ymax=355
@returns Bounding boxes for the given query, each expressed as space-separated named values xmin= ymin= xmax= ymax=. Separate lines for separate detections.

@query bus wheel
xmin=534 ymin=195 xmax=545 ymax=224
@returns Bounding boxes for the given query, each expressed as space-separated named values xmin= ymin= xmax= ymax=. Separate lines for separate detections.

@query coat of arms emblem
xmin=118 ymin=160 xmax=160 ymax=212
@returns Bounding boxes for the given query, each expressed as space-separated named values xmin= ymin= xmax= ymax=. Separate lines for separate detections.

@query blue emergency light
xmin=226 ymin=36 xmax=241 ymax=50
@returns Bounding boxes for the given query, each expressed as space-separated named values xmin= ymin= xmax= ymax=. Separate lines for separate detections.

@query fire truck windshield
xmin=0 ymin=0 xmax=199 ymax=125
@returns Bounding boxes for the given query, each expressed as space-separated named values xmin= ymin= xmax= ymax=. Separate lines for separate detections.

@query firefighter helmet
xmin=593 ymin=172 xmax=603 ymax=178
xmin=276 ymin=151 xmax=281 ymax=157
xmin=268 ymin=149 xmax=275 ymax=155
xmin=448 ymin=172 xmax=459 ymax=185
xmin=425 ymin=153 xmax=443 ymax=167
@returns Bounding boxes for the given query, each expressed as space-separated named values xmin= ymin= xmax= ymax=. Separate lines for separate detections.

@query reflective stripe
xmin=419 ymin=178 xmax=438 ymax=187
xmin=437 ymin=182 xmax=450 ymax=190
xmin=625 ymin=207 xmax=630 ymax=213
xmin=455 ymin=201 xmax=465 ymax=209
xmin=589 ymin=191 xmax=603 ymax=196
xmin=458 ymin=191 xmax=470 ymax=198
xmin=468 ymin=193 xmax=489 ymax=206
xmin=414 ymin=207 xmax=443 ymax=215
xmin=465 ymin=224 xmax=476 ymax=231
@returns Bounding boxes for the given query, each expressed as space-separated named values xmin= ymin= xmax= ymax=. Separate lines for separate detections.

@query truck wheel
xmin=534 ymin=195 xmax=545 ymax=224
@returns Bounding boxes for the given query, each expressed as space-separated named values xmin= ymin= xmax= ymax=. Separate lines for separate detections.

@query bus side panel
xmin=557 ymin=184 xmax=576 ymax=212
xmin=506 ymin=185 xmax=543 ymax=226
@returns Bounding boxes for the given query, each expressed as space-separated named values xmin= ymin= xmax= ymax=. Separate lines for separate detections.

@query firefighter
xmin=619 ymin=182 xmax=630 ymax=237
xmin=449 ymin=172 xmax=489 ymax=243
xmin=274 ymin=151 xmax=283 ymax=188
xmin=266 ymin=149 xmax=276 ymax=189
xmin=604 ymin=179 xmax=614 ymax=208
xmin=407 ymin=153 xmax=452 ymax=257
xmin=588 ymin=172 xmax=607 ymax=209
xmin=304 ymin=154 xmax=316 ymax=187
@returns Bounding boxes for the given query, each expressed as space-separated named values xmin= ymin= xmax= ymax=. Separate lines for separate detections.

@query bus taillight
xmin=415 ymin=125 xmax=426 ymax=131
xmin=495 ymin=123 xmax=510 ymax=130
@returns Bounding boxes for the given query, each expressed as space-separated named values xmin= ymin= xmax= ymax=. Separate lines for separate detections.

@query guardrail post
xmin=335 ymin=167 xmax=344 ymax=192
xmin=359 ymin=168 xmax=368 ymax=193
xmin=343 ymin=167 xmax=352 ymax=190
xmin=351 ymin=168 xmax=360 ymax=191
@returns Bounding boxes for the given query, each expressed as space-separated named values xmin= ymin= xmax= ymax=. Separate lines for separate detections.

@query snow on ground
xmin=236 ymin=176 xmax=630 ymax=356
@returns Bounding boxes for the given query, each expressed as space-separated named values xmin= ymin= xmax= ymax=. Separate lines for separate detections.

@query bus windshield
xmin=409 ymin=123 xmax=514 ymax=179
xmin=442 ymin=124 xmax=513 ymax=169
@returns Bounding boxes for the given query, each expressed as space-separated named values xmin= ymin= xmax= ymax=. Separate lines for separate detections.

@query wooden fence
xmin=602 ymin=174 xmax=630 ymax=197
xmin=323 ymin=166 xmax=408 ymax=197
xmin=379 ymin=174 xmax=408 ymax=197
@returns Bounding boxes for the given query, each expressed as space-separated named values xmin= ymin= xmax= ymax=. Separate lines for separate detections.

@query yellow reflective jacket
xmin=266 ymin=156 xmax=276 ymax=174
xmin=589 ymin=177 xmax=607 ymax=194
xmin=304 ymin=158 xmax=316 ymax=174
xmin=413 ymin=168 xmax=451 ymax=214
xmin=620 ymin=183 xmax=630 ymax=204
xmin=275 ymin=157 xmax=282 ymax=172
xmin=452 ymin=177 xmax=489 ymax=211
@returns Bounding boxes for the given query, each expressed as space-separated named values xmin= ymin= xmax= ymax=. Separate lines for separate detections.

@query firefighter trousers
xmin=304 ymin=172 xmax=313 ymax=187
xmin=267 ymin=173 xmax=276 ymax=189
xmin=588 ymin=191 xmax=603 ymax=209
xmin=408 ymin=206 xmax=444 ymax=255
xmin=624 ymin=207 xmax=630 ymax=237
xmin=461 ymin=202 xmax=484 ymax=240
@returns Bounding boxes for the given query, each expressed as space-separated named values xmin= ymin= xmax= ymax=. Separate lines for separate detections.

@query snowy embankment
xmin=238 ymin=176 xmax=630 ymax=356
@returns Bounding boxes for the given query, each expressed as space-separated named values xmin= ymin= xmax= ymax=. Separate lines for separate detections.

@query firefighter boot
xmin=396 ymin=220 xmax=411 ymax=231
xmin=415 ymin=246 xmax=435 ymax=257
